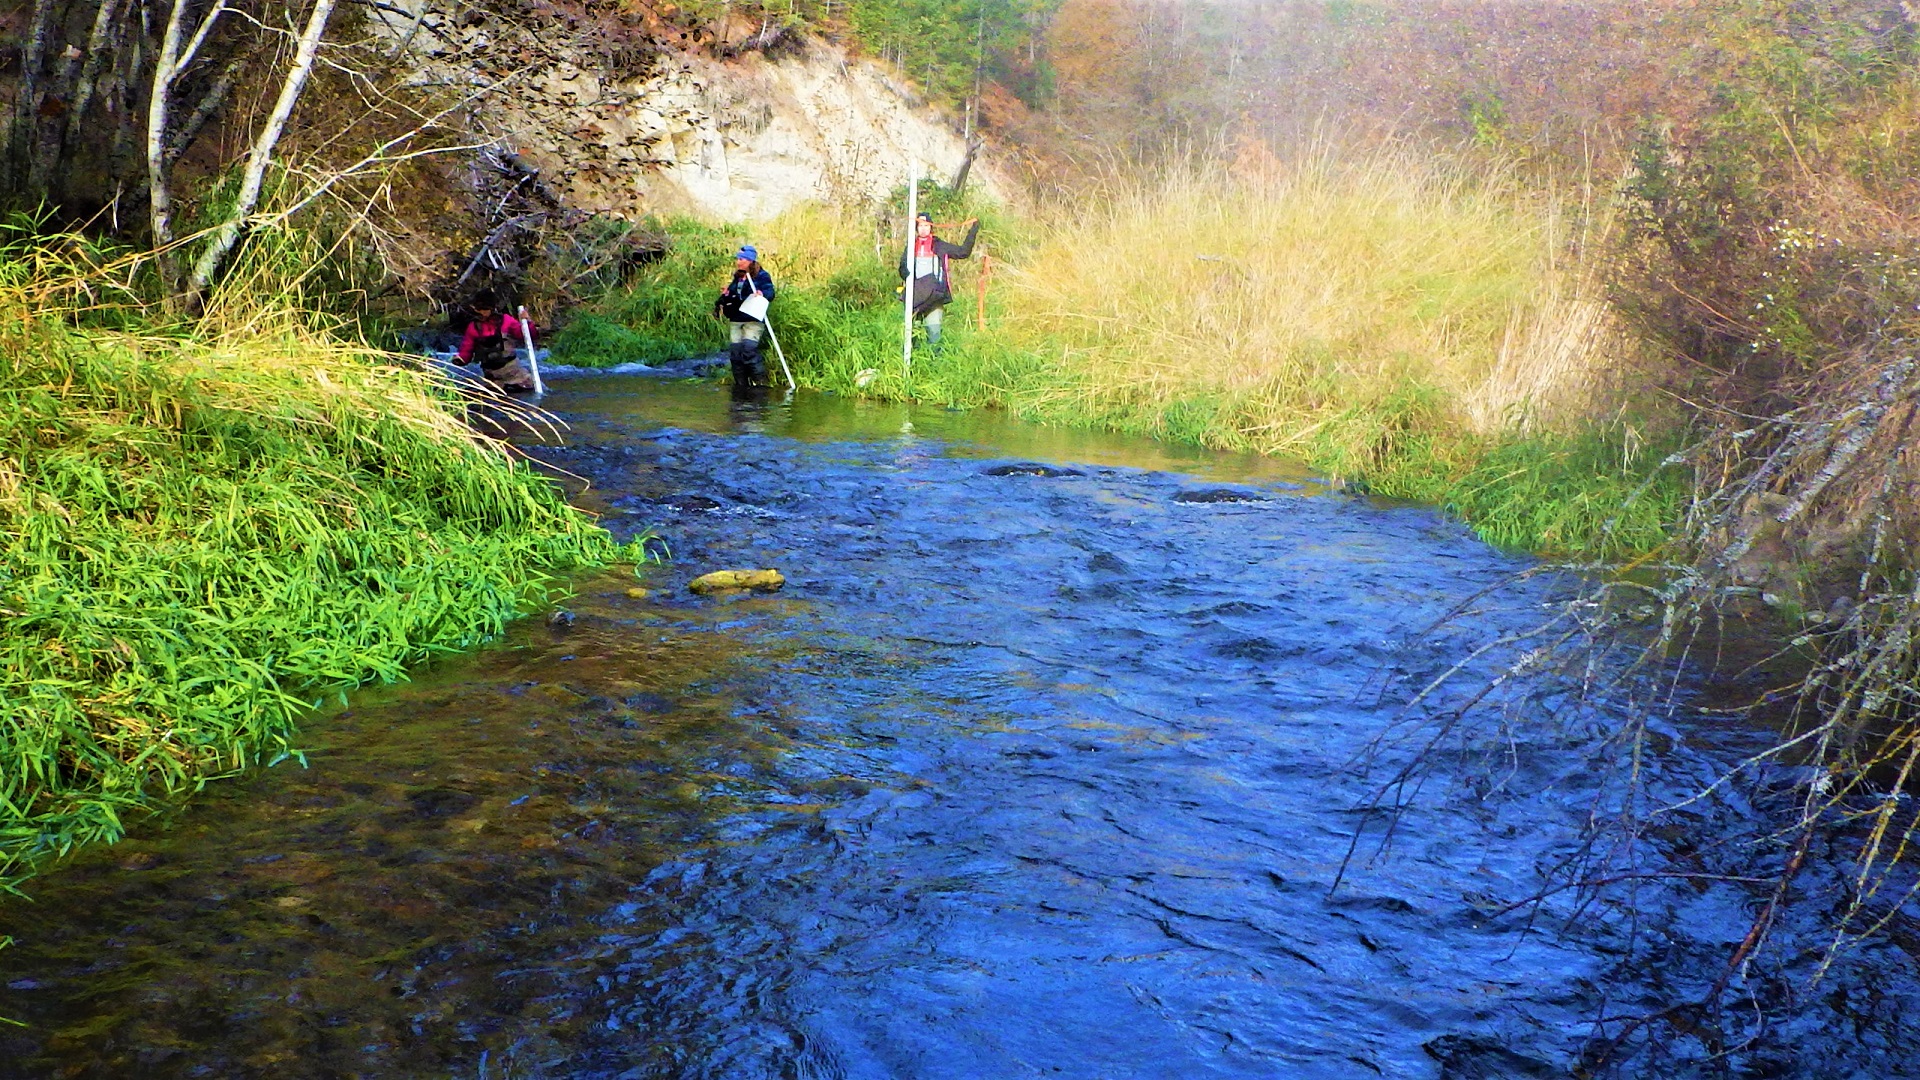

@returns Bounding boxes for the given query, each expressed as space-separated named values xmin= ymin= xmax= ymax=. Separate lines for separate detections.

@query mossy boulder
xmin=688 ymin=569 xmax=785 ymax=594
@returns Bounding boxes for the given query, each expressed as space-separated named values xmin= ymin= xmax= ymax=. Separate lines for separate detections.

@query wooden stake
xmin=903 ymin=159 xmax=917 ymax=387
xmin=976 ymin=249 xmax=990 ymax=329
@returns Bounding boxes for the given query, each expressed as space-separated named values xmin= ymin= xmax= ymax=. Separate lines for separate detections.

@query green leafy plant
xmin=0 ymin=231 xmax=635 ymax=889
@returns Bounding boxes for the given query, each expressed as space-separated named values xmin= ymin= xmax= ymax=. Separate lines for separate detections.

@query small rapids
xmin=2 ymin=376 xmax=1916 ymax=1079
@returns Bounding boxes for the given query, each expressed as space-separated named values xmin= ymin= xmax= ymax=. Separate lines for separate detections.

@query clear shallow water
xmin=2 ymin=377 xmax=1915 ymax=1078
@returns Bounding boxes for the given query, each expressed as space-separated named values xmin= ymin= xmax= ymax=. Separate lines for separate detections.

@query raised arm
xmin=938 ymin=219 xmax=980 ymax=260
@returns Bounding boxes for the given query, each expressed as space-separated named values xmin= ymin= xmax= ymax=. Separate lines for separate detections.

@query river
xmin=1 ymin=374 xmax=1915 ymax=1078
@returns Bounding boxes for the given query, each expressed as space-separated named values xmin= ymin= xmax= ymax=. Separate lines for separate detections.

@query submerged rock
xmin=1173 ymin=488 xmax=1270 ymax=504
xmin=983 ymin=463 xmax=1083 ymax=478
xmin=406 ymin=787 xmax=478 ymax=819
xmin=688 ymin=568 xmax=785 ymax=594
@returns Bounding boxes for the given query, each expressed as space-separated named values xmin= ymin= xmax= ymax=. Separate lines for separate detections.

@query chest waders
xmin=726 ymin=276 xmax=770 ymax=390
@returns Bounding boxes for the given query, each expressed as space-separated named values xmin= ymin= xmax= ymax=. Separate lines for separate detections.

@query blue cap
xmin=736 ymin=245 xmax=758 ymax=261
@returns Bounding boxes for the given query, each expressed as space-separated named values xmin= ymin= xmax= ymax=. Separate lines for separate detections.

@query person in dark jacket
xmin=714 ymin=245 xmax=775 ymax=389
xmin=456 ymin=288 xmax=536 ymax=393
xmin=898 ymin=212 xmax=979 ymax=348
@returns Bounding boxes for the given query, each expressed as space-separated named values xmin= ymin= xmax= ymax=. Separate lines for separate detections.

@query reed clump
xmin=986 ymin=143 xmax=1607 ymax=441
xmin=0 ymin=235 xmax=626 ymax=888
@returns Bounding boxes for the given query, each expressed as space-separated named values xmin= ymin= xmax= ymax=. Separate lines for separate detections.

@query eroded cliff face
xmin=370 ymin=4 xmax=993 ymax=222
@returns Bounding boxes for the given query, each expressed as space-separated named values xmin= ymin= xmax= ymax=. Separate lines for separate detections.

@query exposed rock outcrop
xmin=366 ymin=3 xmax=994 ymax=221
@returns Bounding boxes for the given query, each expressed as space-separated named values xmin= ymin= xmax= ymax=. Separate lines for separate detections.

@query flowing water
xmin=2 ymin=375 xmax=1916 ymax=1079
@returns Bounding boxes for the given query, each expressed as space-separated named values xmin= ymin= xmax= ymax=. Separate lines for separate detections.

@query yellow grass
xmin=991 ymin=139 xmax=1620 ymax=453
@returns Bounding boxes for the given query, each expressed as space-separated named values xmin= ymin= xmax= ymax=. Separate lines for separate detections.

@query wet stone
xmin=688 ymin=568 xmax=785 ymax=594
xmin=406 ymin=788 xmax=479 ymax=819
xmin=623 ymin=692 xmax=676 ymax=714
xmin=982 ymin=462 xmax=1084 ymax=477
xmin=1174 ymin=487 xmax=1271 ymax=504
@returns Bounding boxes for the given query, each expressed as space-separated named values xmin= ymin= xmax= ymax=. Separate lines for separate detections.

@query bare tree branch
xmin=164 ymin=49 xmax=253 ymax=167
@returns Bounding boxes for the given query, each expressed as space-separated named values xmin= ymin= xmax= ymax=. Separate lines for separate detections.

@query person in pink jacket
xmin=456 ymin=289 xmax=537 ymax=392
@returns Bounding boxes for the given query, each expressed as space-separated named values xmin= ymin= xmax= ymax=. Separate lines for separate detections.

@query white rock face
xmin=374 ymin=5 xmax=993 ymax=221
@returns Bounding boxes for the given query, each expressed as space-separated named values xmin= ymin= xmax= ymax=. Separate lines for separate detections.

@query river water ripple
xmin=2 ymin=376 xmax=1916 ymax=1078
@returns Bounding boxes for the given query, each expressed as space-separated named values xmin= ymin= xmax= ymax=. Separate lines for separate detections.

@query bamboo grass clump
xmin=0 ymin=234 xmax=624 ymax=888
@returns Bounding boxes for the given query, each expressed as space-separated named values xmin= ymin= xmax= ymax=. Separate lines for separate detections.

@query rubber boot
xmin=728 ymin=341 xmax=752 ymax=386
xmin=746 ymin=342 xmax=770 ymax=387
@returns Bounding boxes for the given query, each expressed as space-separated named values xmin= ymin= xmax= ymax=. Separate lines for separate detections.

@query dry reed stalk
xmin=1468 ymin=290 xmax=1618 ymax=434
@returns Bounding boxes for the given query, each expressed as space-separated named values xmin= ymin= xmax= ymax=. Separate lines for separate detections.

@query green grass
xmin=0 ymin=240 xmax=636 ymax=889
xmin=548 ymin=221 xmax=738 ymax=365
xmin=1352 ymin=416 xmax=1687 ymax=559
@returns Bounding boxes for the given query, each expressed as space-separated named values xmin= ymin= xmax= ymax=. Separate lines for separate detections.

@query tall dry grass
xmin=991 ymin=140 xmax=1623 ymax=458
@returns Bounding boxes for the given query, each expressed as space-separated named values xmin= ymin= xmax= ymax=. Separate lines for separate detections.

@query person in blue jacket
xmin=714 ymin=245 xmax=775 ymax=388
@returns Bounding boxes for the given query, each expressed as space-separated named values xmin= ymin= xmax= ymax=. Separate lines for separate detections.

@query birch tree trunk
xmin=28 ymin=0 xmax=116 ymax=197
xmin=109 ymin=5 xmax=151 ymax=188
xmin=66 ymin=0 xmax=125 ymax=133
xmin=146 ymin=0 xmax=226 ymax=284
xmin=11 ymin=0 xmax=60 ymax=191
xmin=186 ymin=0 xmax=338 ymax=305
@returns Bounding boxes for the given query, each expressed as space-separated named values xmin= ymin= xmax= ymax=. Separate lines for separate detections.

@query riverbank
xmin=0 ymin=239 xmax=634 ymax=890
xmin=552 ymin=148 xmax=1687 ymax=560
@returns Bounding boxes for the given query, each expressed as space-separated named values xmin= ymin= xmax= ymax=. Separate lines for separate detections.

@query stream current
xmin=2 ymin=374 xmax=1918 ymax=1078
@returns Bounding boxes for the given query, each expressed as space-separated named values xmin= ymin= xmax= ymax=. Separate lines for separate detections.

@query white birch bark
xmin=28 ymin=0 xmax=124 ymax=195
xmin=147 ymin=0 xmax=226 ymax=263
xmin=186 ymin=0 xmax=338 ymax=301
xmin=66 ymin=0 xmax=128 ymax=140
